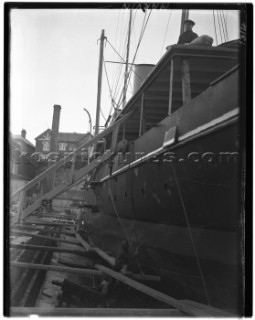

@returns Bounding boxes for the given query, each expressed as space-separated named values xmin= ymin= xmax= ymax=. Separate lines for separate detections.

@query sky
xmin=10 ymin=7 xmax=240 ymax=144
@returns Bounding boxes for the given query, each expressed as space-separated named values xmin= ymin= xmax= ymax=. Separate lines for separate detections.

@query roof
xmin=35 ymin=129 xmax=92 ymax=143
xmin=12 ymin=135 xmax=35 ymax=148
xmin=58 ymin=132 xmax=91 ymax=143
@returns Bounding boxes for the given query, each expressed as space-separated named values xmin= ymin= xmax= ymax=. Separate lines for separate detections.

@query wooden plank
xmin=181 ymin=58 xmax=191 ymax=105
xmin=19 ymin=150 xmax=116 ymax=220
xmin=11 ymin=231 xmax=81 ymax=246
xmin=55 ymin=189 xmax=86 ymax=200
xmin=23 ymin=220 xmax=76 ymax=227
xmin=10 ymin=262 xmax=102 ymax=276
xmin=75 ymin=234 xmax=160 ymax=282
xmin=12 ymin=225 xmax=75 ymax=236
xmin=9 ymin=262 xmax=159 ymax=282
xmin=168 ymin=58 xmax=174 ymax=115
xmin=76 ymin=233 xmax=115 ymax=266
xmin=139 ymin=93 xmax=145 ymax=136
xmin=33 ymin=213 xmax=74 ymax=219
xmin=9 ymin=244 xmax=87 ymax=256
xmin=181 ymin=300 xmax=237 ymax=316
xmin=10 ymin=307 xmax=185 ymax=317
xmin=95 ymin=264 xmax=234 ymax=317
xmin=111 ymin=123 xmax=120 ymax=149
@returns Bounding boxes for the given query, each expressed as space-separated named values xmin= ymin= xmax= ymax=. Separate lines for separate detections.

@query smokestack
xmin=50 ymin=104 xmax=61 ymax=152
xmin=21 ymin=129 xmax=26 ymax=139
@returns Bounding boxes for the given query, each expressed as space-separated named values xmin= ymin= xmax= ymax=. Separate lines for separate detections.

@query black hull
xmin=82 ymin=51 xmax=242 ymax=311
xmin=84 ymin=120 xmax=242 ymax=311
xmin=85 ymin=213 xmax=241 ymax=310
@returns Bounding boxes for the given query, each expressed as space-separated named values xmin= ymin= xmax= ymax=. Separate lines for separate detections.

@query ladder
xmin=11 ymin=112 xmax=131 ymax=223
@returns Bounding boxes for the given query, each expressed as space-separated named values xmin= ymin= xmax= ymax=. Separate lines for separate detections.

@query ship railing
xmin=10 ymin=112 xmax=132 ymax=222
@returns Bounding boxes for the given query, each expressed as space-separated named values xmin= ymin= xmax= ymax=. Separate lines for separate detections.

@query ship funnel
xmin=132 ymin=64 xmax=155 ymax=95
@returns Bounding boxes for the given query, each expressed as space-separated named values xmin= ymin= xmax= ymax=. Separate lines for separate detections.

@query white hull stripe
xmin=99 ymin=108 xmax=239 ymax=183
xmin=178 ymin=108 xmax=239 ymax=141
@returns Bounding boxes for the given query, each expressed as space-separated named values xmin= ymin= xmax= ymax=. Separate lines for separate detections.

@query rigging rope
xmin=108 ymin=179 xmax=129 ymax=241
xmin=103 ymin=59 xmax=116 ymax=115
xmin=160 ymin=10 xmax=172 ymax=57
xmin=212 ymin=11 xmax=219 ymax=45
xmin=171 ymin=164 xmax=211 ymax=305
xmin=116 ymin=9 xmax=152 ymax=109
xmin=111 ymin=10 xmax=121 ymax=93
xmin=216 ymin=11 xmax=223 ymax=43
xmin=219 ymin=10 xmax=227 ymax=43
xmin=221 ymin=10 xmax=229 ymax=41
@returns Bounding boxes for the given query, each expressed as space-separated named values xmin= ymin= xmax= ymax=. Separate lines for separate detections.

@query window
xmin=58 ymin=142 xmax=67 ymax=151
xmin=42 ymin=140 xmax=50 ymax=151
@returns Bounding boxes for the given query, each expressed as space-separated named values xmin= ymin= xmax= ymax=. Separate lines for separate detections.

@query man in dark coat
xmin=177 ymin=19 xmax=198 ymax=44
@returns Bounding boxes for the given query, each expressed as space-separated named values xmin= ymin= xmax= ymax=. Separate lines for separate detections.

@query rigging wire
xmin=115 ymin=9 xmax=152 ymax=109
xmin=212 ymin=11 xmax=219 ymax=45
xmin=216 ymin=10 xmax=223 ymax=43
xmin=111 ymin=10 xmax=121 ymax=93
xmin=171 ymin=164 xmax=211 ymax=305
xmin=219 ymin=10 xmax=227 ymax=42
xmin=114 ymin=9 xmax=149 ymax=108
xmin=103 ymin=59 xmax=115 ymax=106
xmin=114 ymin=10 xmax=140 ymax=105
xmin=160 ymin=10 xmax=172 ymax=57
xmin=111 ymin=11 xmax=127 ymax=101
xmin=117 ymin=9 xmax=152 ymax=108
xmin=108 ymin=179 xmax=129 ymax=241
xmin=221 ymin=10 xmax=229 ymax=41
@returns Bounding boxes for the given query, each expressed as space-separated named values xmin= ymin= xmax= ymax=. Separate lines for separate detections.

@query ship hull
xmin=84 ymin=120 xmax=242 ymax=310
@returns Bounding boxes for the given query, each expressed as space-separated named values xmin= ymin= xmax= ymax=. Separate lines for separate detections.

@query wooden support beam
xmin=10 ymin=262 xmax=102 ymax=276
xmin=10 ymin=262 xmax=160 ymax=282
xmin=68 ymin=153 xmax=77 ymax=184
xmin=139 ymin=93 xmax=145 ymax=136
xmin=181 ymin=59 xmax=191 ymax=105
xmin=76 ymin=233 xmax=115 ymax=266
xmin=9 ymin=244 xmax=87 ymax=256
xmin=22 ymin=220 xmax=76 ymax=227
xmin=12 ymin=225 xmax=75 ymax=236
xmin=111 ymin=124 xmax=120 ymax=150
xmin=10 ymin=307 xmax=185 ymax=317
xmin=11 ymin=231 xmax=81 ymax=246
xmin=95 ymin=264 xmax=235 ymax=317
xmin=33 ymin=213 xmax=74 ymax=219
xmin=168 ymin=58 xmax=174 ymax=115
xmin=75 ymin=234 xmax=160 ymax=282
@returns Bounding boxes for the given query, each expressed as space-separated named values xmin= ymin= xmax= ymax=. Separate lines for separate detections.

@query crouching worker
xmin=99 ymin=240 xmax=132 ymax=307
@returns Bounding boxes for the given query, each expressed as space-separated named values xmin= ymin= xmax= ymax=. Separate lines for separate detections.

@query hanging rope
xmin=103 ymin=58 xmax=117 ymax=120
xmin=116 ymin=9 xmax=153 ymax=109
xmin=219 ymin=10 xmax=227 ymax=43
xmin=108 ymin=179 xmax=129 ymax=241
xmin=213 ymin=11 xmax=219 ymax=45
xmin=221 ymin=10 xmax=229 ymax=41
xmin=216 ymin=10 xmax=223 ymax=43
xmin=160 ymin=10 xmax=172 ymax=57
xmin=171 ymin=164 xmax=211 ymax=305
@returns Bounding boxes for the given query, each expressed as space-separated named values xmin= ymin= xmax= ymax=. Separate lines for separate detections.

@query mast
xmin=95 ymin=29 xmax=106 ymax=136
xmin=122 ymin=10 xmax=132 ymax=109
xmin=180 ymin=10 xmax=189 ymax=34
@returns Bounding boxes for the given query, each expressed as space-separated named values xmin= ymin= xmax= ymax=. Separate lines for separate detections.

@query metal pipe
xmin=83 ymin=108 xmax=92 ymax=133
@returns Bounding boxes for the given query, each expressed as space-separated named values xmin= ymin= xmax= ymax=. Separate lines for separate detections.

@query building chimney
xmin=50 ymin=104 xmax=61 ymax=152
xmin=21 ymin=129 xmax=26 ymax=139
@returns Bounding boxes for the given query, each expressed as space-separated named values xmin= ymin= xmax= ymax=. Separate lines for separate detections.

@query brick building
xmin=35 ymin=130 xmax=92 ymax=154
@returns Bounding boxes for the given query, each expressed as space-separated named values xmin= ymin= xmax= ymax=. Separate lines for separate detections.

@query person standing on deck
xmin=177 ymin=19 xmax=198 ymax=44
